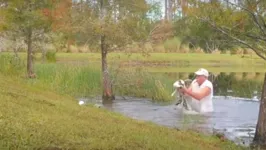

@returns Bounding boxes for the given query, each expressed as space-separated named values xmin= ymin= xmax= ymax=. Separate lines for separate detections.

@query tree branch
xmin=199 ymin=17 xmax=266 ymax=60
xmin=224 ymin=0 xmax=266 ymax=37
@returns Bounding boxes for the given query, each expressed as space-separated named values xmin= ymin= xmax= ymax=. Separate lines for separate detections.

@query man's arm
xmin=181 ymin=87 xmax=211 ymax=101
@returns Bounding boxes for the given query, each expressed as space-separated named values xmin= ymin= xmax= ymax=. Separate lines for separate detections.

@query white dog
xmin=171 ymin=79 xmax=192 ymax=110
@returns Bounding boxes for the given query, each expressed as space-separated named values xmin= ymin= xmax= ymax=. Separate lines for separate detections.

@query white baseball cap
xmin=195 ymin=68 xmax=209 ymax=77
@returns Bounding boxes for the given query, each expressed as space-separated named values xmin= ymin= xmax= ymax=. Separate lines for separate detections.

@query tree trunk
xmin=165 ymin=0 xmax=168 ymax=21
xmin=168 ymin=0 xmax=172 ymax=21
xmin=26 ymin=27 xmax=35 ymax=78
xmin=181 ymin=0 xmax=187 ymax=17
xmin=41 ymin=46 xmax=46 ymax=64
xmin=13 ymin=38 xmax=19 ymax=58
xmin=253 ymin=72 xmax=266 ymax=147
xmin=101 ymin=35 xmax=114 ymax=101
xmin=100 ymin=0 xmax=114 ymax=101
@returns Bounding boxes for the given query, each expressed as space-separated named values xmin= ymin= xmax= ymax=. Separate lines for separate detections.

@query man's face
xmin=195 ymin=75 xmax=206 ymax=85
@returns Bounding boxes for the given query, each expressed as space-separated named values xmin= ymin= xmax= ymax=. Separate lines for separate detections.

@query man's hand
xmin=178 ymin=87 xmax=188 ymax=95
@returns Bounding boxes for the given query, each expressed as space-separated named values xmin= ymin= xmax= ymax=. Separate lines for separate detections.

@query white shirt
xmin=187 ymin=79 xmax=214 ymax=113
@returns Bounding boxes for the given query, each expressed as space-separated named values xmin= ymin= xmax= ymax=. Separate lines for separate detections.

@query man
xmin=179 ymin=68 xmax=214 ymax=113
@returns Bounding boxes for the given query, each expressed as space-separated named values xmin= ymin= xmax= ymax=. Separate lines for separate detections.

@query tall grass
xmin=34 ymin=63 xmax=102 ymax=98
xmin=35 ymin=63 xmax=175 ymax=101
xmin=0 ymin=54 xmax=175 ymax=101
xmin=34 ymin=63 xmax=178 ymax=101
xmin=110 ymin=66 xmax=174 ymax=101
xmin=45 ymin=50 xmax=57 ymax=62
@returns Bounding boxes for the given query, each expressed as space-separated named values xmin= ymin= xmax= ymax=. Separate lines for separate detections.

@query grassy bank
xmin=0 ymin=73 xmax=244 ymax=150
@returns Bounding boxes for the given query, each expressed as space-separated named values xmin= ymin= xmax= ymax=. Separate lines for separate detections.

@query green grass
xmin=4 ymin=52 xmax=266 ymax=74
xmin=48 ymin=52 xmax=266 ymax=74
xmin=2 ymin=52 xmax=265 ymax=63
xmin=0 ymin=54 xmax=175 ymax=101
xmin=0 ymin=53 xmax=264 ymax=101
xmin=1 ymin=52 xmax=265 ymax=74
xmin=34 ymin=63 xmax=175 ymax=101
xmin=110 ymin=67 xmax=174 ymax=101
xmin=53 ymin=53 xmax=265 ymax=70
xmin=143 ymin=66 xmax=266 ymax=73
xmin=34 ymin=63 xmax=102 ymax=98
xmin=0 ymin=74 xmax=245 ymax=150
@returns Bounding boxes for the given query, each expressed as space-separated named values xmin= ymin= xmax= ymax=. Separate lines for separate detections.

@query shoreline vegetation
xmin=0 ymin=52 xmax=265 ymax=100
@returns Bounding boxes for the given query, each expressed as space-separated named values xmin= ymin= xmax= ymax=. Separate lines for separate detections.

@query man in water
xmin=179 ymin=68 xmax=214 ymax=113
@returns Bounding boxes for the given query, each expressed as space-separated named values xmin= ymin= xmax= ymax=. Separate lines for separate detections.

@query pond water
xmin=80 ymin=96 xmax=259 ymax=147
xmin=79 ymin=71 xmax=264 ymax=147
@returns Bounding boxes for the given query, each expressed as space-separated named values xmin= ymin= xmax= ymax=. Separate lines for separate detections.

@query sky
xmin=146 ymin=0 xmax=240 ymax=20
xmin=146 ymin=0 xmax=183 ymax=20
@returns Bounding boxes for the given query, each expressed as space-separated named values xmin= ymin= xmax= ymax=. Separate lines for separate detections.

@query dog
xmin=171 ymin=79 xmax=192 ymax=110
